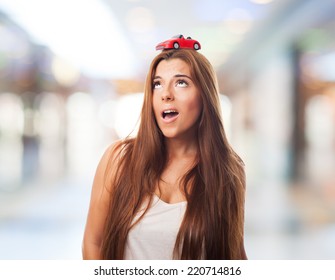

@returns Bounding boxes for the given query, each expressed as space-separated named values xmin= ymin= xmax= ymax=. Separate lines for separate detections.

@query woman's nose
xmin=161 ymin=86 xmax=174 ymax=101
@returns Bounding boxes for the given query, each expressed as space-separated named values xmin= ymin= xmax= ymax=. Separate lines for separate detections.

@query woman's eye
xmin=153 ymin=81 xmax=161 ymax=89
xmin=176 ymin=80 xmax=188 ymax=87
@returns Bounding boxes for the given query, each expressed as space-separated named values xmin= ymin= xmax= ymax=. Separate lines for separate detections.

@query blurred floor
xmin=0 ymin=175 xmax=335 ymax=259
xmin=0 ymin=176 xmax=92 ymax=259
xmin=244 ymin=180 xmax=335 ymax=259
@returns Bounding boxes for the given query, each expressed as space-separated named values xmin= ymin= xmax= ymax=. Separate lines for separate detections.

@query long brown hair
xmin=101 ymin=49 xmax=246 ymax=260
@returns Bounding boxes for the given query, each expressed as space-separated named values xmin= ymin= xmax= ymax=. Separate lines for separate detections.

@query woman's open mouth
xmin=161 ymin=109 xmax=179 ymax=123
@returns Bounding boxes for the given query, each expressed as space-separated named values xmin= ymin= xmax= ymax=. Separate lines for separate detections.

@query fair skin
xmin=82 ymin=58 xmax=203 ymax=259
xmin=82 ymin=143 xmax=119 ymax=259
xmin=152 ymin=58 xmax=203 ymax=203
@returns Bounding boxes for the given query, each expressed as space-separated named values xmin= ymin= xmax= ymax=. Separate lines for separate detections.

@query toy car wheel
xmin=194 ymin=43 xmax=200 ymax=50
xmin=173 ymin=42 xmax=180 ymax=49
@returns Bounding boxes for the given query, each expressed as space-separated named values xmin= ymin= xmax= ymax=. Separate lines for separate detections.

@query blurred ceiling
xmin=103 ymin=0 xmax=279 ymax=74
xmin=0 ymin=0 xmax=294 ymax=79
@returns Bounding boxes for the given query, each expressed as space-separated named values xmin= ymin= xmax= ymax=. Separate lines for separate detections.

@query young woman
xmin=82 ymin=47 xmax=247 ymax=260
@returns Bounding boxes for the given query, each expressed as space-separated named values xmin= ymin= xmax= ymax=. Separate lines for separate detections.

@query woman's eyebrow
xmin=174 ymin=74 xmax=192 ymax=80
xmin=153 ymin=74 xmax=192 ymax=80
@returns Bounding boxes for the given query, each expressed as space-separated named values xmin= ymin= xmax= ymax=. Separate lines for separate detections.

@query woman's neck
xmin=164 ymin=137 xmax=198 ymax=160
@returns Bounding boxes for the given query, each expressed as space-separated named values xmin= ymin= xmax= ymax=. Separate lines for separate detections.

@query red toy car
xmin=155 ymin=35 xmax=201 ymax=51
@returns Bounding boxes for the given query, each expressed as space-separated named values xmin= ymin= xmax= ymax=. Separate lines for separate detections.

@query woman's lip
xmin=161 ymin=113 xmax=179 ymax=124
xmin=161 ymin=108 xmax=178 ymax=116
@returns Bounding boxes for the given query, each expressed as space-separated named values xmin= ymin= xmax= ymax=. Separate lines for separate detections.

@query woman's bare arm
xmin=82 ymin=142 xmax=120 ymax=259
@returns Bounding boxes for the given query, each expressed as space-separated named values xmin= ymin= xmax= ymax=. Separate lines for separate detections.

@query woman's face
xmin=152 ymin=58 xmax=203 ymax=140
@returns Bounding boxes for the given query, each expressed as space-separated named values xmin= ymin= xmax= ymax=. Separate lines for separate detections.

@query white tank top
xmin=124 ymin=194 xmax=187 ymax=259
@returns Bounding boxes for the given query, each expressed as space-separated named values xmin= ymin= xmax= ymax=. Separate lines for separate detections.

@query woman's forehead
xmin=154 ymin=58 xmax=191 ymax=77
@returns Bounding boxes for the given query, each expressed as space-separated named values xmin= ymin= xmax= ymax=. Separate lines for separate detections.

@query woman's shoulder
xmin=104 ymin=139 xmax=123 ymax=158
xmin=92 ymin=139 xmax=127 ymax=193
xmin=99 ymin=140 xmax=121 ymax=165
xmin=97 ymin=138 xmax=134 ymax=178
xmin=100 ymin=139 xmax=130 ymax=166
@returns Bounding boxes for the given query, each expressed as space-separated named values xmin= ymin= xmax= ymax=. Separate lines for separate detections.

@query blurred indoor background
xmin=0 ymin=0 xmax=334 ymax=259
